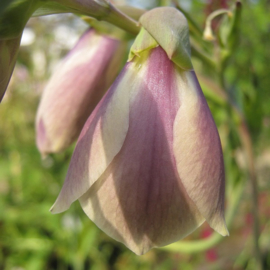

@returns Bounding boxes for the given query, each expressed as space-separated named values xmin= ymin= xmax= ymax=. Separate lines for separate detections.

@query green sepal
xmin=139 ymin=7 xmax=193 ymax=70
xmin=128 ymin=27 xmax=158 ymax=61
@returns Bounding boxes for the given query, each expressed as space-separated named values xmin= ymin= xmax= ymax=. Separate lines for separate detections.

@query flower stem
xmin=54 ymin=0 xmax=140 ymax=35
xmin=105 ymin=4 xmax=140 ymax=35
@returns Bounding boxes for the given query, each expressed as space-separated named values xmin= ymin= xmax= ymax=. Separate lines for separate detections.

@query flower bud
xmin=36 ymin=29 xmax=126 ymax=155
xmin=50 ymin=53 xmax=228 ymax=255
xmin=51 ymin=9 xmax=228 ymax=255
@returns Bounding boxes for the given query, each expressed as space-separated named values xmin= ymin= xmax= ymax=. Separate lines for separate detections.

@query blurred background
xmin=0 ymin=0 xmax=270 ymax=269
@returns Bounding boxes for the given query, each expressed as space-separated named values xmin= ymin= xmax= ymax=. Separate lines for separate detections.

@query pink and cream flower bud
xmin=50 ymin=44 xmax=228 ymax=254
xmin=35 ymin=29 xmax=126 ymax=155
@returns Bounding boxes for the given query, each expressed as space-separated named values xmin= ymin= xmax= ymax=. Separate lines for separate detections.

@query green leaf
xmin=0 ymin=0 xmax=41 ymax=39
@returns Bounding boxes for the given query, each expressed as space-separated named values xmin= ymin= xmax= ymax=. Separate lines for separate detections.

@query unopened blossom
xmin=50 ymin=43 xmax=228 ymax=254
xmin=36 ymin=29 xmax=126 ymax=155
xmin=50 ymin=7 xmax=228 ymax=255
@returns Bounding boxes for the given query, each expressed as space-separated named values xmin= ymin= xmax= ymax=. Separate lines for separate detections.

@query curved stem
xmin=105 ymin=4 xmax=140 ymax=35
xmin=53 ymin=0 xmax=140 ymax=35
xmin=205 ymin=9 xmax=232 ymax=26
xmin=203 ymin=9 xmax=232 ymax=41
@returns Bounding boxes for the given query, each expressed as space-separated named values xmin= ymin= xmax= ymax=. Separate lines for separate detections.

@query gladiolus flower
xmin=50 ymin=44 xmax=228 ymax=254
xmin=36 ymin=29 xmax=126 ymax=155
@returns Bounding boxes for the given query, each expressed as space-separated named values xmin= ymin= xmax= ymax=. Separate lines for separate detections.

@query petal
xmin=50 ymin=61 xmax=132 ymax=214
xmin=79 ymin=47 xmax=205 ymax=255
xmin=36 ymin=30 xmax=126 ymax=154
xmin=173 ymin=70 xmax=228 ymax=236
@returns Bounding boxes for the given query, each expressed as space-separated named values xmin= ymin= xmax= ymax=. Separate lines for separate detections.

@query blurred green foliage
xmin=0 ymin=0 xmax=270 ymax=269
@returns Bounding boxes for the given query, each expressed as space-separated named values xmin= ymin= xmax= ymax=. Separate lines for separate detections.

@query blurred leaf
xmin=0 ymin=0 xmax=40 ymax=39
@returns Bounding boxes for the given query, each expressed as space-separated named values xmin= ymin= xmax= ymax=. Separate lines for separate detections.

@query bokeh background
xmin=1 ymin=0 xmax=270 ymax=269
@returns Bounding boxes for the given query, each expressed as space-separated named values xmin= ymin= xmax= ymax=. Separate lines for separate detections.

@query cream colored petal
xmin=173 ymin=70 xmax=228 ymax=236
xmin=50 ymin=66 xmax=133 ymax=214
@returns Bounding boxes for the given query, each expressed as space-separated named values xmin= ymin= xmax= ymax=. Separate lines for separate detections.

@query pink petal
xmin=173 ymin=70 xmax=228 ymax=236
xmin=50 ymin=63 xmax=131 ymax=214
